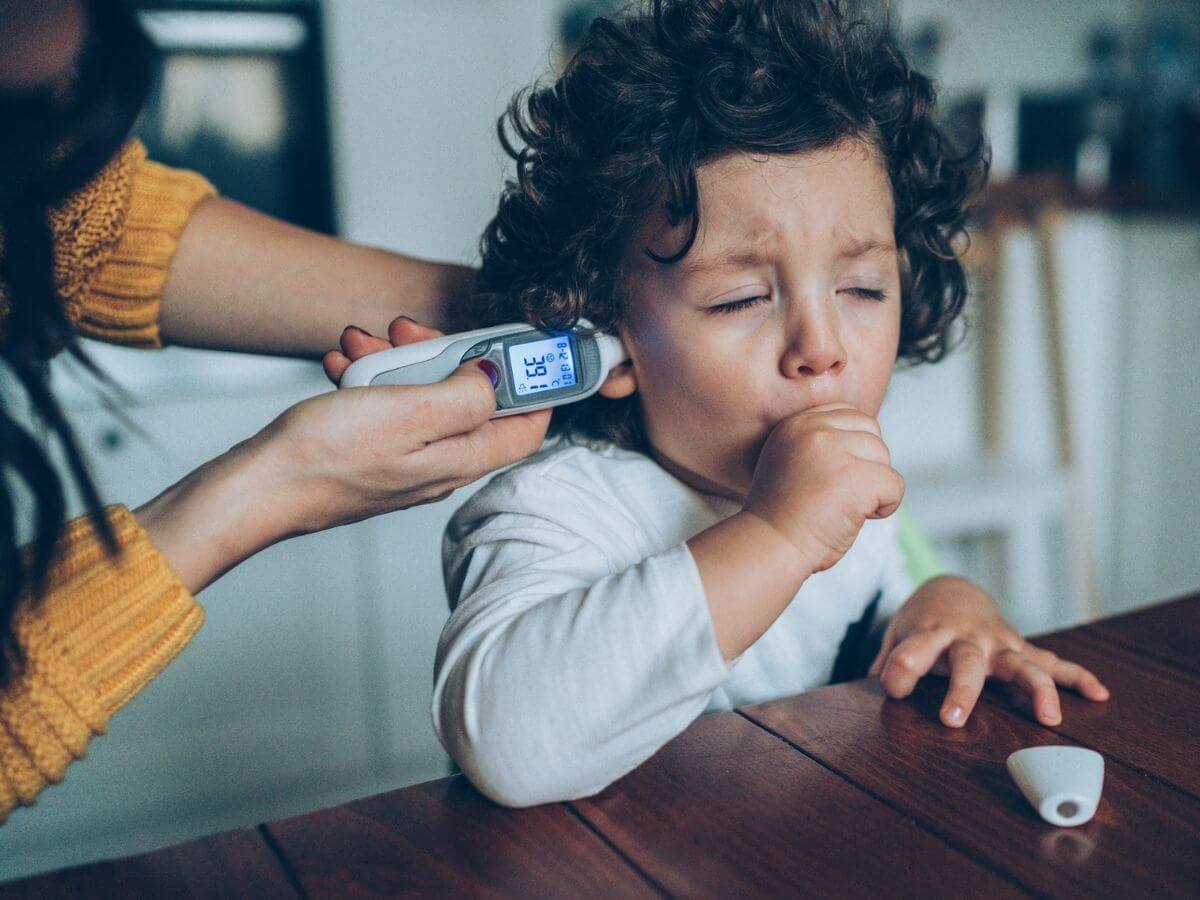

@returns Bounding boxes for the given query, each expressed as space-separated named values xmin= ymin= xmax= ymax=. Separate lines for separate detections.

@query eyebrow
xmin=838 ymin=237 xmax=897 ymax=259
xmin=675 ymin=225 xmax=782 ymax=276
xmin=678 ymin=234 xmax=896 ymax=276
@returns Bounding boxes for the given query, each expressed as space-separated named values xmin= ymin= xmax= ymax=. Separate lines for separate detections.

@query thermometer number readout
xmin=506 ymin=336 xmax=577 ymax=396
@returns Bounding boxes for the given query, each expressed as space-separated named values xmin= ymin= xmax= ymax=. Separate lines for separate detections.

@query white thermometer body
xmin=338 ymin=320 xmax=627 ymax=417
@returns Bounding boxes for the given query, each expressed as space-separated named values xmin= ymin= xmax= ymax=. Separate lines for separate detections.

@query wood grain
xmin=264 ymin=774 xmax=656 ymax=898
xmin=1080 ymin=593 xmax=1200 ymax=676
xmin=742 ymin=675 xmax=1200 ymax=899
xmin=0 ymin=828 xmax=296 ymax=899
xmin=1029 ymin=627 xmax=1200 ymax=798
xmin=17 ymin=596 xmax=1199 ymax=897
xmin=571 ymin=709 xmax=1025 ymax=899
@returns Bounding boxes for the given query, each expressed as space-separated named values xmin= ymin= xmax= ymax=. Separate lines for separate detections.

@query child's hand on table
xmin=868 ymin=575 xmax=1110 ymax=727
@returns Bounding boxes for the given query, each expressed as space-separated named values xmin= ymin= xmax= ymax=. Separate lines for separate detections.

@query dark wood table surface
xmin=6 ymin=593 xmax=1199 ymax=898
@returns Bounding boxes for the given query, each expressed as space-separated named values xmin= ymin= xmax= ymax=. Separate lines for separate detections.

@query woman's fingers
xmin=340 ymin=325 xmax=392 ymax=359
xmin=940 ymin=640 xmax=988 ymax=727
xmin=388 ymin=315 xmax=443 ymax=345
xmin=879 ymin=628 xmax=953 ymax=699
xmin=322 ymin=326 xmax=391 ymax=383
xmin=416 ymin=407 xmax=553 ymax=482
xmin=324 ymin=319 xmax=442 ymax=384
xmin=322 ymin=349 xmax=352 ymax=382
xmin=994 ymin=649 xmax=1062 ymax=726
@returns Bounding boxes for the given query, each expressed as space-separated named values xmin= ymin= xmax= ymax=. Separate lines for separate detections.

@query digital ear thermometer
xmin=338 ymin=320 xmax=627 ymax=417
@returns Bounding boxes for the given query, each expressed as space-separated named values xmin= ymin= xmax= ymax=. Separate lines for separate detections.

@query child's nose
xmin=780 ymin=314 xmax=846 ymax=379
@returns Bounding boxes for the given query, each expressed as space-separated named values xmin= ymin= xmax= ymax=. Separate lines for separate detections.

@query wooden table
xmin=6 ymin=594 xmax=1199 ymax=898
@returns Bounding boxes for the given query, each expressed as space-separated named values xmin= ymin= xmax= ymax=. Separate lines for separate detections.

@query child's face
xmin=610 ymin=142 xmax=901 ymax=499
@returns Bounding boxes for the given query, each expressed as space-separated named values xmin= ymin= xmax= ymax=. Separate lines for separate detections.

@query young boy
xmin=427 ymin=0 xmax=1109 ymax=807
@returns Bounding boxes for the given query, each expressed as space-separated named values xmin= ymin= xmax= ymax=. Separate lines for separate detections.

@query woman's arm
xmin=137 ymin=360 xmax=548 ymax=594
xmin=1 ymin=317 xmax=548 ymax=823
xmin=159 ymin=196 xmax=475 ymax=358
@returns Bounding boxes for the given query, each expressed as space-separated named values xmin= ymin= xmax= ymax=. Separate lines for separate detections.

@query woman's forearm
xmin=134 ymin=433 xmax=294 ymax=594
xmin=134 ymin=363 xmax=548 ymax=594
xmin=159 ymin=196 xmax=475 ymax=358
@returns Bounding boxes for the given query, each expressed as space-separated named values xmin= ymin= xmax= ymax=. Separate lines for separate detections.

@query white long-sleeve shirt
xmin=433 ymin=438 xmax=914 ymax=807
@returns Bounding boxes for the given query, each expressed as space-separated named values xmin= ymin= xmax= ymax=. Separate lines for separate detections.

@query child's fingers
xmin=1048 ymin=657 xmax=1110 ymax=701
xmin=940 ymin=640 xmax=988 ymax=727
xmin=1025 ymin=645 xmax=1110 ymax=701
xmin=804 ymin=405 xmax=883 ymax=439
xmin=866 ymin=637 xmax=895 ymax=677
xmin=878 ymin=628 xmax=952 ymax=699
xmin=993 ymin=649 xmax=1062 ymax=726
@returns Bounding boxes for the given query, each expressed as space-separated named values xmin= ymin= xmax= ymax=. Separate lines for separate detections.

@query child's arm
xmin=435 ymin=475 xmax=732 ymax=808
xmin=436 ymin=404 xmax=901 ymax=807
xmin=689 ymin=404 xmax=905 ymax=659
xmin=868 ymin=576 xmax=1110 ymax=727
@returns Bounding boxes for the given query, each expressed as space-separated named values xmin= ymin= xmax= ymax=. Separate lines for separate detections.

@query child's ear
xmin=598 ymin=360 xmax=637 ymax=399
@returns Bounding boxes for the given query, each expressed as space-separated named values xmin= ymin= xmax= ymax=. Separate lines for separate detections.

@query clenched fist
xmin=744 ymin=403 xmax=905 ymax=576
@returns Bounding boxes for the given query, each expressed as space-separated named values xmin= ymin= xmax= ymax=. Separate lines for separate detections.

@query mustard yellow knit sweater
xmin=0 ymin=140 xmax=214 ymax=822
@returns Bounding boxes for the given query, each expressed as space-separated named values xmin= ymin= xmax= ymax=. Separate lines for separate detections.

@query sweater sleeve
xmin=433 ymin=473 xmax=730 ymax=808
xmin=0 ymin=506 xmax=203 ymax=823
xmin=0 ymin=139 xmax=216 ymax=349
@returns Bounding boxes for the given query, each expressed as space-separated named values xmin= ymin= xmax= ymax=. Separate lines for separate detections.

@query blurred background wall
xmin=5 ymin=0 xmax=1199 ymax=881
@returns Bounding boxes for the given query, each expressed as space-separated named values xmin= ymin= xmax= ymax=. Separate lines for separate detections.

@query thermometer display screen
xmin=507 ymin=336 xmax=577 ymax=397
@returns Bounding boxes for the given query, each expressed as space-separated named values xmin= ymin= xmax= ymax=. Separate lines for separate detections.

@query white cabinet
xmin=3 ymin=346 xmax=455 ymax=881
xmin=1113 ymin=220 xmax=1200 ymax=609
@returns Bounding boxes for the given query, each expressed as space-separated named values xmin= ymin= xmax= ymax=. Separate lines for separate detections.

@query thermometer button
xmin=460 ymin=340 xmax=492 ymax=362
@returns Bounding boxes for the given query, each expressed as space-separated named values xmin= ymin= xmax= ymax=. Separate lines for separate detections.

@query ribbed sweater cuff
xmin=80 ymin=145 xmax=217 ymax=348
xmin=0 ymin=506 xmax=202 ymax=821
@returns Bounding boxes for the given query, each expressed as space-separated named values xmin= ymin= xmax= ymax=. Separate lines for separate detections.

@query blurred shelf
xmin=980 ymin=174 xmax=1200 ymax=222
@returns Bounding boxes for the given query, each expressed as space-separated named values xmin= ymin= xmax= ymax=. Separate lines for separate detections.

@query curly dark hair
xmin=0 ymin=1 xmax=152 ymax=687
xmin=473 ymin=0 xmax=988 ymax=450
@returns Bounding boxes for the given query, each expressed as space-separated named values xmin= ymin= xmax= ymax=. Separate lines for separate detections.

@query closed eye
xmin=708 ymin=295 xmax=770 ymax=315
xmin=844 ymin=287 xmax=888 ymax=302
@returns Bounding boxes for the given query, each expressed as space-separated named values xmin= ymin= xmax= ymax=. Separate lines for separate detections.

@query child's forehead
xmin=629 ymin=144 xmax=896 ymax=272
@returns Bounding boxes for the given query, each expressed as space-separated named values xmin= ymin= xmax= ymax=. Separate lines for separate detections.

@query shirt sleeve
xmin=433 ymin=474 xmax=730 ymax=808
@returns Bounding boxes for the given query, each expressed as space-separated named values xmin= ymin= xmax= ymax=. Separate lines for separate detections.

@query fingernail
xmin=944 ymin=705 xmax=964 ymax=726
xmin=1041 ymin=707 xmax=1061 ymax=724
xmin=476 ymin=359 xmax=500 ymax=388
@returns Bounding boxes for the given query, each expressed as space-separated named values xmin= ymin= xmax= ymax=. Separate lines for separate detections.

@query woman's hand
xmin=869 ymin=575 xmax=1110 ymax=728
xmin=137 ymin=316 xmax=550 ymax=593
xmin=321 ymin=314 xmax=439 ymax=383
